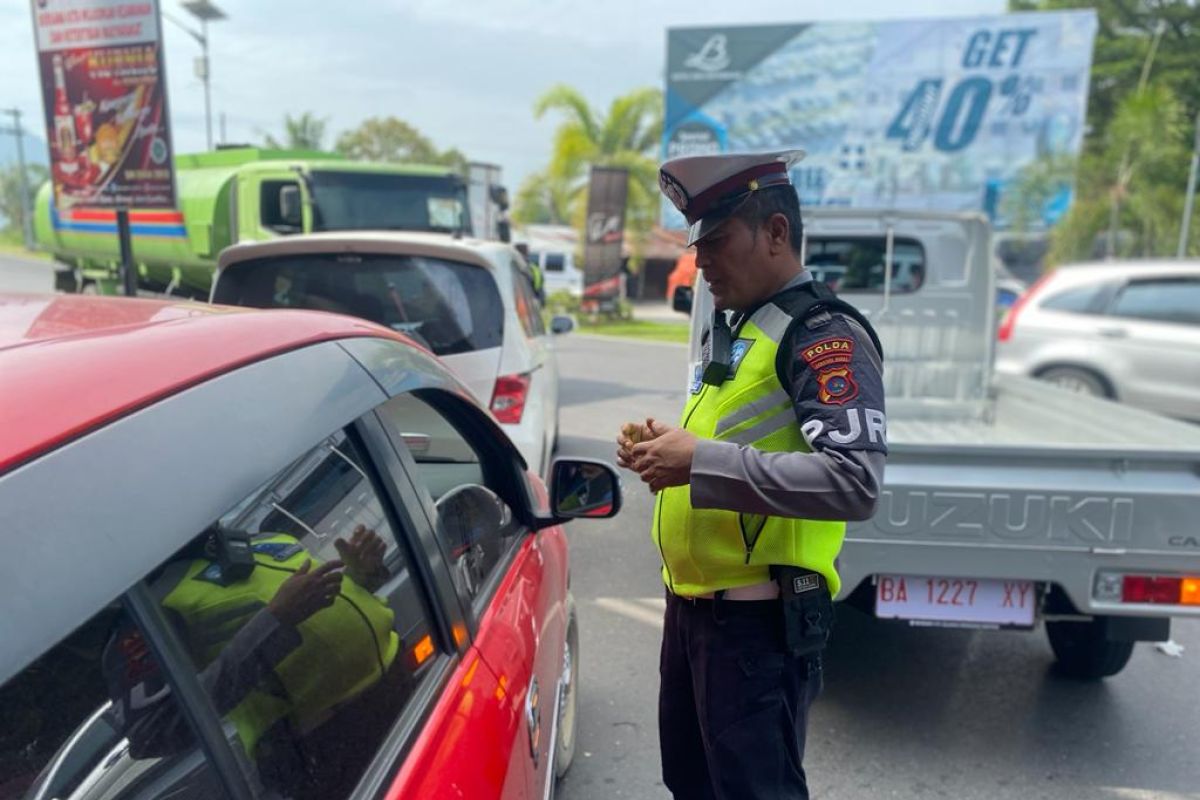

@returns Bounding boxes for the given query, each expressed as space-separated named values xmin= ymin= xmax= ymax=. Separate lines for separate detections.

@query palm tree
xmin=523 ymin=85 xmax=663 ymax=269
xmin=511 ymin=168 xmax=574 ymax=226
xmin=262 ymin=112 xmax=329 ymax=151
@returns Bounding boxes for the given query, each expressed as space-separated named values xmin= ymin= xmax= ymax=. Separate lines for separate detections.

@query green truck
xmin=34 ymin=148 xmax=498 ymax=297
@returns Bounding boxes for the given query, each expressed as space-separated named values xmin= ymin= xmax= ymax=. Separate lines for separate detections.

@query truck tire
xmin=554 ymin=598 xmax=579 ymax=781
xmin=1036 ymin=366 xmax=1112 ymax=398
xmin=1046 ymin=619 xmax=1134 ymax=679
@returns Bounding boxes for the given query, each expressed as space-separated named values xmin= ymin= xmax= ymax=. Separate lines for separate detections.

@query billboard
xmin=31 ymin=0 xmax=177 ymax=209
xmin=664 ymin=11 xmax=1097 ymax=230
xmin=582 ymin=166 xmax=628 ymax=303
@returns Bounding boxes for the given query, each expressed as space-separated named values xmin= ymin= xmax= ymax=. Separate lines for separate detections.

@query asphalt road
xmin=0 ymin=251 xmax=56 ymax=293
xmin=551 ymin=333 xmax=1200 ymax=800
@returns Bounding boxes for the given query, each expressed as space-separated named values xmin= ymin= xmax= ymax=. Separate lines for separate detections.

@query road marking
xmin=594 ymin=597 xmax=665 ymax=629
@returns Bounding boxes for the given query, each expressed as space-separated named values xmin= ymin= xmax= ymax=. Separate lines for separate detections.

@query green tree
xmin=511 ymin=168 xmax=573 ymax=225
xmin=1041 ymin=84 xmax=1189 ymax=262
xmin=1010 ymin=1 xmax=1200 ymax=139
xmin=262 ymin=112 xmax=329 ymax=151
xmin=334 ymin=117 xmax=467 ymax=172
xmin=520 ymin=85 xmax=663 ymax=269
xmin=0 ymin=163 xmax=48 ymax=239
xmin=1010 ymin=0 xmax=1200 ymax=260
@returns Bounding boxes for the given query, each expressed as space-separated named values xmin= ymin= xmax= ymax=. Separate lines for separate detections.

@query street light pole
xmin=1 ymin=108 xmax=35 ymax=250
xmin=1178 ymin=110 xmax=1200 ymax=259
xmin=166 ymin=1 xmax=226 ymax=152
xmin=201 ymin=18 xmax=212 ymax=150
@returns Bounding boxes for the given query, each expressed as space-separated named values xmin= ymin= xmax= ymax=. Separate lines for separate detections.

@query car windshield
xmin=216 ymin=253 xmax=504 ymax=356
xmin=308 ymin=171 xmax=468 ymax=234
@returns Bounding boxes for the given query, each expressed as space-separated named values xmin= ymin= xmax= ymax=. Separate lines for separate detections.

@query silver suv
xmin=995 ymin=260 xmax=1200 ymax=422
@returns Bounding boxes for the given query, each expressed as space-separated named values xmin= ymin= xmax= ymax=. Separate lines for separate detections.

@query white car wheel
xmin=1037 ymin=366 xmax=1111 ymax=398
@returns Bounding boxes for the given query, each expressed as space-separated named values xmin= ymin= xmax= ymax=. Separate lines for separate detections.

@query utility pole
xmin=0 ymin=108 xmax=35 ymax=250
xmin=1178 ymin=110 xmax=1200 ymax=258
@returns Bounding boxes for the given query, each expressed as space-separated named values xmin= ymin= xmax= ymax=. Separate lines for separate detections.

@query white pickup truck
xmin=679 ymin=209 xmax=1200 ymax=678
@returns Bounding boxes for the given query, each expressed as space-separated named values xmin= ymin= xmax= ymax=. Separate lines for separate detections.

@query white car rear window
xmin=216 ymin=253 xmax=504 ymax=356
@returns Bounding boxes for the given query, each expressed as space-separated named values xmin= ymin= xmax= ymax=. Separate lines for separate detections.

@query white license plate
xmin=875 ymin=575 xmax=1036 ymax=628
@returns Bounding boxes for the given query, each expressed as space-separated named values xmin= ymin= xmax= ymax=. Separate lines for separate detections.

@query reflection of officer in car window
xmin=103 ymin=524 xmax=406 ymax=799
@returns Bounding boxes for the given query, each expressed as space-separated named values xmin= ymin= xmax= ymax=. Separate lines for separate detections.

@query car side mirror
xmin=548 ymin=458 xmax=621 ymax=521
xmin=672 ymin=285 xmax=693 ymax=315
xmin=279 ymin=185 xmax=302 ymax=227
xmin=550 ymin=315 xmax=575 ymax=335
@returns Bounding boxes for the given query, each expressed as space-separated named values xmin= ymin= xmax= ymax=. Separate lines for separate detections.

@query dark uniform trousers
xmin=660 ymin=591 xmax=823 ymax=800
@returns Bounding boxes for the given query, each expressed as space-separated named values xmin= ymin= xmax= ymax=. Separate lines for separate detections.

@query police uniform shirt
xmin=689 ymin=271 xmax=886 ymax=522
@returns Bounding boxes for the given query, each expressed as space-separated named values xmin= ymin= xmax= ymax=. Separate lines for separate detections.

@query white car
xmin=213 ymin=232 xmax=572 ymax=474
xmin=996 ymin=260 xmax=1200 ymax=422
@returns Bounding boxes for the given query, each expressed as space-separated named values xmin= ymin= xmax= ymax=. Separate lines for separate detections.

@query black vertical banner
xmin=582 ymin=166 xmax=628 ymax=305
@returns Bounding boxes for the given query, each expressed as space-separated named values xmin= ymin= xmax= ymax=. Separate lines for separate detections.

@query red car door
xmin=387 ymin=526 xmax=567 ymax=800
xmin=371 ymin=389 xmax=570 ymax=799
xmin=385 ymin=641 xmax=530 ymax=800
xmin=473 ymin=522 xmax=570 ymax=799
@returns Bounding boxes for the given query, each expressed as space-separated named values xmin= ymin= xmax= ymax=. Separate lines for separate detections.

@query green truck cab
xmin=34 ymin=148 xmax=473 ymax=297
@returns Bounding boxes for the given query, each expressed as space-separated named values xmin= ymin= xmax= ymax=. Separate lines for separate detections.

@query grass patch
xmin=578 ymin=319 xmax=690 ymax=343
xmin=0 ymin=229 xmax=52 ymax=262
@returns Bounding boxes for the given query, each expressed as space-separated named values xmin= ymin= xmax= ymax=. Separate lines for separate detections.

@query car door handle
xmin=1098 ymin=326 xmax=1128 ymax=338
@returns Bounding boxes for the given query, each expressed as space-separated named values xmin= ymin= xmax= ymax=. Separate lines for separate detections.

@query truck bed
xmin=890 ymin=375 xmax=1200 ymax=455
xmin=844 ymin=376 xmax=1200 ymax=619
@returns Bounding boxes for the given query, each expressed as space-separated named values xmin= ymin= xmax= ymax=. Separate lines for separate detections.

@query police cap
xmin=658 ymin=150 xmax=805 ymax=246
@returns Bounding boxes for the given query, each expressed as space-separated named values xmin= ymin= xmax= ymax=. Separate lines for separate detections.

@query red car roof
xmin=0 ymin=294 xmax=393 ymax=474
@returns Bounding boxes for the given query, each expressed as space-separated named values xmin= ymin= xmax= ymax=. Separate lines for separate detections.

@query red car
xmin=0 ymin=294 xmax=620 ymax=800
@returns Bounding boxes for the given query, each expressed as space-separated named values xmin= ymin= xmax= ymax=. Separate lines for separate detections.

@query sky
xmin=2 ymin=0 xmax=1007 ymax=189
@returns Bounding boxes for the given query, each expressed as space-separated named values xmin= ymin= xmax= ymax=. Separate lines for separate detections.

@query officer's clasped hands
xmin=616 ymin=418 xmax=699 ymax=493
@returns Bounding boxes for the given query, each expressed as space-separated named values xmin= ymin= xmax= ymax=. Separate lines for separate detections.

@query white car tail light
xmin=491 ymin=373 xmax=531 ymax=424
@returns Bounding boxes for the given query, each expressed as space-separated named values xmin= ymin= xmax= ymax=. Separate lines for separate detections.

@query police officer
xmin=617 ymin=150 xmax=887 ymax=800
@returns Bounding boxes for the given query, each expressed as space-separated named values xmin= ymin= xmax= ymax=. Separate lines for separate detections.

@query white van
xmin=528 ymin=250 xmax=585 ymax=297
xmin=518 ymin=224 xmax=585 ymax=297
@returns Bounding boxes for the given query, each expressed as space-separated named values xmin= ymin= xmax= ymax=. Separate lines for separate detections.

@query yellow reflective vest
xmin=162 ymin=533 xmax=399 ymax=755
xmin=652 ymin=301 xmax=846 ymax=597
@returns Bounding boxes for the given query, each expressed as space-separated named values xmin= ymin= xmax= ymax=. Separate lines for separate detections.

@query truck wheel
xmin=1046 ymin=619 xmax=1134 ymax=679
xmin=554 ymin=599 xmax=579 ymax=780
xmin=1036 ymin=366 xmax=1112 ymax=398
xmin=80 ymin=281 xmax=100 ymax=295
